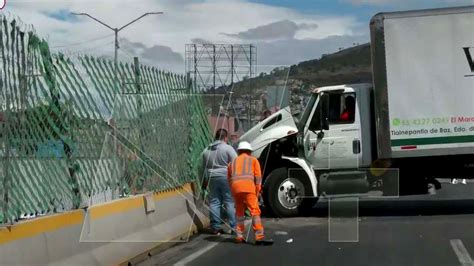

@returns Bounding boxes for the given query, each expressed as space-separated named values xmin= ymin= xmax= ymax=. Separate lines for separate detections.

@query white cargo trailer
xmin=371 ymin=6 xmax=474 ymax=158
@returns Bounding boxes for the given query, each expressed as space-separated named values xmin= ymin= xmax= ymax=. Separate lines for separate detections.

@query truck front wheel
xmin=263 ymin=167 xmax=318 ymax=217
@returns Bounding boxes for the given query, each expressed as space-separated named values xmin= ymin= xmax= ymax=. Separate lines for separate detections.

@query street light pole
xmin=70 ymin=12 xmax=163 ymax=93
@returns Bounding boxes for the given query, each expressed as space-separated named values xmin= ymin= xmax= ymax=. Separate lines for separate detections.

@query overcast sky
xmin=4 ymin=0 xmax=473 ymax=73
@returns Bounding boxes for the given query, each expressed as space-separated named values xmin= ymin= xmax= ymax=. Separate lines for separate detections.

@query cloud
xmin=7 ymin=0 xmax=361 ymax=74
xmin=191 ymin=38 xmax=212 ymax=45
xmin=298 ymin=23 xmax=320 ymax=31
xmin=256 ymin=35 xmax=370 ymax=67
xmin=221 ymin=20 xmax=318 ymax=40
xmin=141 ymin=45 xmax=183 ymax=64
xmin=42 ymin=9 xmax=80 ymax=23
xmin=119 ymin=38 xmax=184 ymax=73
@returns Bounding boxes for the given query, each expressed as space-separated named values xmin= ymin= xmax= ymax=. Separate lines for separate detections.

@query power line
xmin=61 ymin=40 xmax=115 ymax=57
xmin=51 ymin=34 xmax=114 ymax=49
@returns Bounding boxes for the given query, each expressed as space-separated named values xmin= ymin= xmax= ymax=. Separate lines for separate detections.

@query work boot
xmin=255 ymin=237 xmax=274 ymax=246
xmin=210 ymin=229 xmax=221 ymax=236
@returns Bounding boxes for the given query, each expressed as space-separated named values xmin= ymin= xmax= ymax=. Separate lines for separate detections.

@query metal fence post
xmin=2 ymin=87 xmax=12 ymax=224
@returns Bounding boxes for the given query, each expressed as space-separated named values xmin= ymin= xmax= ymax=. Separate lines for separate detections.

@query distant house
xmin=207 ymin=115 xmax=244 ymax=137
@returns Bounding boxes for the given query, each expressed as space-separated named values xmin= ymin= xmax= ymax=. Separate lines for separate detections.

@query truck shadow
xmin=309 ymin=198 xmax=474 ymax=217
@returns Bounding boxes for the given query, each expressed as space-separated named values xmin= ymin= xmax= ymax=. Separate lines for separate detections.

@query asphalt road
xmin=139 ymin=180 xmax=474 ymax=266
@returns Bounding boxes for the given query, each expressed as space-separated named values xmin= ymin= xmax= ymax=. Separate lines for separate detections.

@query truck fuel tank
xmin=319 ymin=171 xmax=370 ymax=195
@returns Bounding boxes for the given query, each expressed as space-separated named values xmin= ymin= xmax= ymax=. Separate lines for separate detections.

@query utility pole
xmin=71 ymin=12 xmax=163 ymax=93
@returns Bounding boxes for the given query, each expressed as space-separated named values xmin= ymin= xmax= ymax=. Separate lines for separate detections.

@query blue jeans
xmin=208 ymin=176 xmax=236 ymax=230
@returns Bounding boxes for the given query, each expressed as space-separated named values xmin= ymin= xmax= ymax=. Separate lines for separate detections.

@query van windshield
xmin=297 ymin=93 xmax=318 ymax=131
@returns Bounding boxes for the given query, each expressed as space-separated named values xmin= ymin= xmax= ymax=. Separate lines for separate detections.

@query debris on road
xmin=286 ymin=238 xmax=293 ymax=243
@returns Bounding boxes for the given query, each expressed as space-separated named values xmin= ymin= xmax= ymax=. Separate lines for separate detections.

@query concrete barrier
xmin=0 ymin=183 xmax=209 ymax=265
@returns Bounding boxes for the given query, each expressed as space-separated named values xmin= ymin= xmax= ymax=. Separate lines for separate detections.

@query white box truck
xmin=239 ymin=6 xmax=474 ymax=217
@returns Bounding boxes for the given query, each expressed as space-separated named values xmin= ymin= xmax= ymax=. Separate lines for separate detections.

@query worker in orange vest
xmin=228 ymin=141 xmax=273 ymax=245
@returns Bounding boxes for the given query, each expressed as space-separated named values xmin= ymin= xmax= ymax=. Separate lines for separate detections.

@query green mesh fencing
xmin=0 ymin=15 xmax=212 ymax=224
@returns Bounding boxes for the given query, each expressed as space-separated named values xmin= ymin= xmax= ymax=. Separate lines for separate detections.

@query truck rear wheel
xmin=263 ymin=167 xmax=318 ymax=217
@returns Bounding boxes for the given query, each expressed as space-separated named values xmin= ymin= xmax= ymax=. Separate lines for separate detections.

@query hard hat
xmin=237 ymin=141 xmax=253 ymax=151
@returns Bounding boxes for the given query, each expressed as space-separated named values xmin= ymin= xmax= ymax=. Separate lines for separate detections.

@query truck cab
xmin=300 ymin=84 xmax=374 ymax=171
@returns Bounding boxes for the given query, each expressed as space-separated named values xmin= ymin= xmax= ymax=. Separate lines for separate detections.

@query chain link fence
xmin=0 ymin=15 xmax=212 ymax=224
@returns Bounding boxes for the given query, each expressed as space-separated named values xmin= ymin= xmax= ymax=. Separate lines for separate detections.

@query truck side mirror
xmin=320 ymin=93 xmax=330 ymax=130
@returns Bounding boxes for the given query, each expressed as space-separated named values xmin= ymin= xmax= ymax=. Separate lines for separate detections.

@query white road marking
xmin=450 ymin=239 xmax=474 ymax=266
xmin=173 ymin=242 xmax=219 ymax=266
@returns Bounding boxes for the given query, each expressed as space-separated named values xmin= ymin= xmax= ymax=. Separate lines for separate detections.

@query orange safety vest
xmin=227 ymin=153 xmax=262 ymax=194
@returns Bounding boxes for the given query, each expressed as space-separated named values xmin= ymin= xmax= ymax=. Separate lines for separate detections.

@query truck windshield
xmin=297 ymin=93 xmax=318 ymax=131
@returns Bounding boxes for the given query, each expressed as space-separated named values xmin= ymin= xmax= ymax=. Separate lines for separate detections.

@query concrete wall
xmin=0 ymin=183 xmax=208 ymax=265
